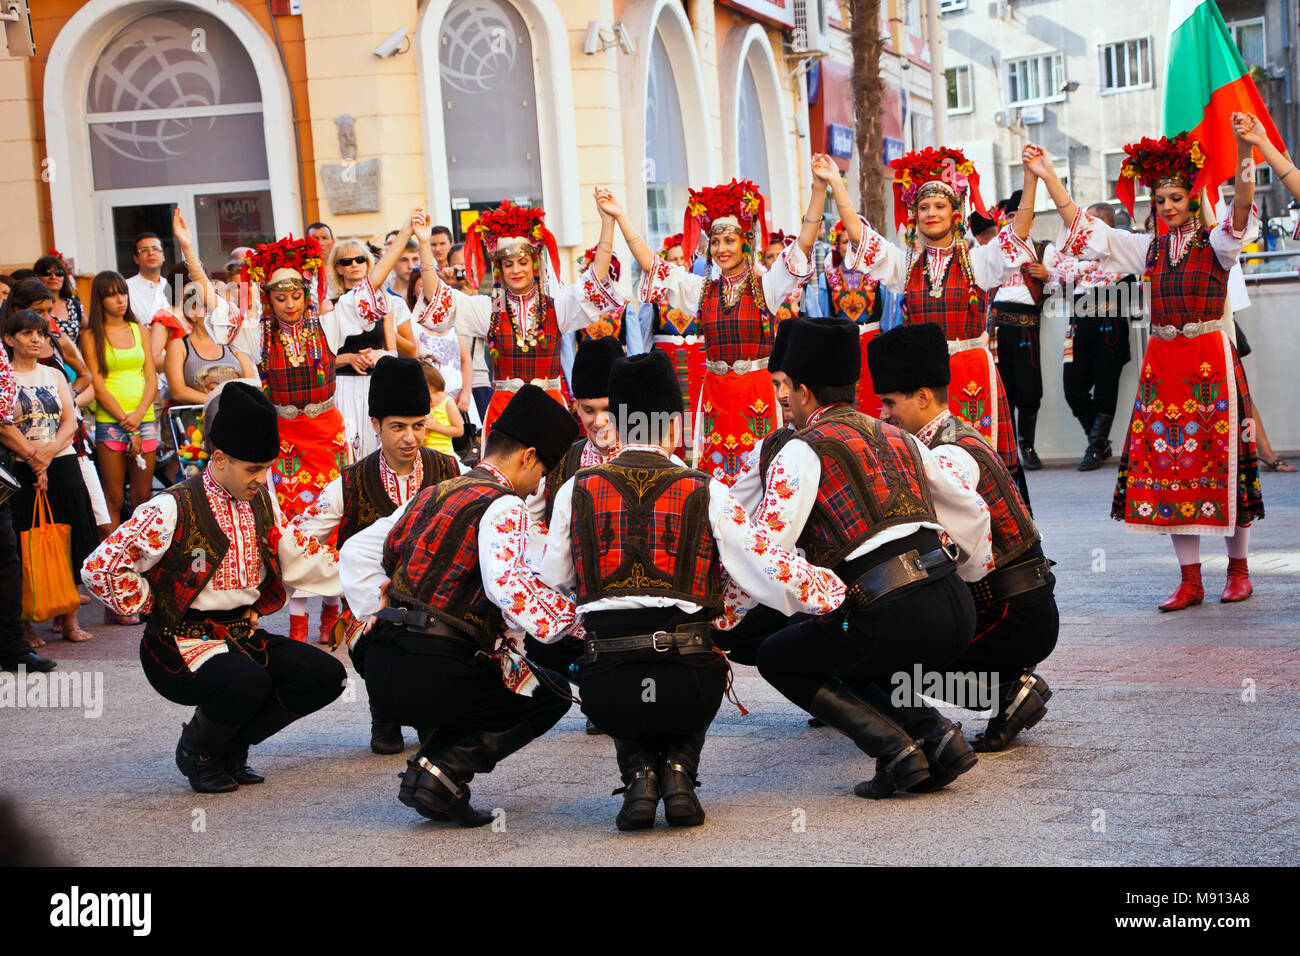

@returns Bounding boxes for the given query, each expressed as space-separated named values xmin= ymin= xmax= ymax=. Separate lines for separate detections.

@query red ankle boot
xmin=288 ymin=614 xmax=309 ymax=642
xmin=318 ymin=603 xmax=340 ymax=644
xmin=1221 ymin=557 xmax=1253 ymax=603
xmin=1158 ymin=564 xmax=1203 ymax=612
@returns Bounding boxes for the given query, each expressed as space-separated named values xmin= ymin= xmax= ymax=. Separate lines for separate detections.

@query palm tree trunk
xmin=850 ymin=0 xmax=887 ymax=229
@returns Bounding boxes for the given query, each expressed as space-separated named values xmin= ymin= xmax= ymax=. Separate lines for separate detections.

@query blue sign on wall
xmin=828 ymin=123 xmax=854 ymax=159
xmin=883 ymin=137 xmax=905 ymax=166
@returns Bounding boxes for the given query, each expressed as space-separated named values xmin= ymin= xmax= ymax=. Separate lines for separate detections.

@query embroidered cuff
xmin=353 ymin=277 xmax=388 ymax=328
xmin=580 ymin=266 xmax=623 ymax=313
xmin=637 ymin=255 xmax=674 ymax=305
xmin=414 ymin=281 xmax=456 ymax=330
xmin=780 ymin=242 xmax=815 ymax=281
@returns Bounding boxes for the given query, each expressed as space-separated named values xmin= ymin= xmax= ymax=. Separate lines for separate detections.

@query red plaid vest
xmin=903 ymin=248 xmax=988 ymax=340
xmin=698 ymin=270 xmax=772 ymax=363
xmin=1145 ymin=230 xmax=1227 ymax=327
xmin=259 ymin=315 xmax=336 ymax=407
xmin=796 ymin=405 xmax=937 ymax=568
xmin=489 ymin=296 xmax=562 ymax=381
xmin=337 ymin=447 xmax=460 ymax=550
xmin=142 ymin=476 xmax=285 ymax=634
xmin=570 ymin=450 xmax=722 ymax=612
xmin=543 ymin=438 xmax=588 ymax=525
xmin=383 ymin=468 xmax=513 ymax=649
xmin=928 ymin=415 xmax=1038 ymax=567
xmin=827 ymin=268 xmax=877 ymax=324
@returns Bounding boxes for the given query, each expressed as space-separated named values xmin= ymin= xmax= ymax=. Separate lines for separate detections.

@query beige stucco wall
xmin=0 ymin=53 xmax=45 ymax=272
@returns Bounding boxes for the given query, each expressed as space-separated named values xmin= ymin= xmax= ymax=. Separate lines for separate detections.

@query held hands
xmin=411 ymin=206 xmax=432 ymax=243
xmin=1232 ymin=111 xmax=1266 ymax=148
xmin=594 ymin=186 xmax=624 ymax=220
xmin=1027 ymin=262 xmax=1050 ymax=280
xmin=811 ymin=152 xmax=839 ymax=185
xmin=1022 ymin=144 xmax=1052 ymax=179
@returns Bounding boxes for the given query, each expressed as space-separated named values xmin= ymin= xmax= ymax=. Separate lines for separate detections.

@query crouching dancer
xmin=81 ymin=383 xmax=347 ymax=793
xmin=538 ymin=351 xmax=846 ymax=830
xmin=340 ymin=385 xmax=581 ymax=826
xmin=753 ymin=318 xmax=995 ymax=798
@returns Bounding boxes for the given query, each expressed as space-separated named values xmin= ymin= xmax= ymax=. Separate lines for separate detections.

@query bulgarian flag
xmin=1164 ymin=0 xmax=1285 ymax=203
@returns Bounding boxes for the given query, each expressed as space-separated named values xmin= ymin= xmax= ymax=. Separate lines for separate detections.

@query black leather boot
xmin=1078 ymin=413 xmax=1114 ymax=471
xmin=851 ymin=685 xmax=976 ymax=797
xmin=225 ymin=743 xmax=265 ymax=785
xmin=1018 ymin=413 xmax=1043 ymax=470
xmin=659 ymin=732 xmax=706 ymax=827
xmin=236 ymin=692 xmax=303 ymax=747
xmin=806 ymin=681 xmax=930 ymax=797
xmin=175 ymin=709 xmax=240 ymax=794
xmin=399 ymin=721 xmax=537 ymax=826
xmin=398 ymin=756 xmax=492 ymax=827
xmin=972 ymin=671 xmax=1051 ymax=752
xmin=612 ymin=739 xmax=660 ymax=831
xmin=369 ymin=701 xmax=404 ymax=754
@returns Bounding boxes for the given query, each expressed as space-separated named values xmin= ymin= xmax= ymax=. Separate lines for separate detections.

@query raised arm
xmin=1013 ymin=169 xmax=1037 ymax=240
xmin=589 ymin=189 xmax=616 ymax=283
xmin=173 ymin=208 xmax=219 ymax=318
xmin=803 ymin=153 xmax=840 ymax=255
xmin=1024 ymin=144 xmax=1077 ymax=226
xmin=369 ymin=210 xmax=416 ymax=288
xmin=1230 ymin=112 xmax=1257 ymax=234
xmin=1234 ymin=110 xmax=1298 ymax=201
xmin=597 ymin=188 xmax=654 ymax=274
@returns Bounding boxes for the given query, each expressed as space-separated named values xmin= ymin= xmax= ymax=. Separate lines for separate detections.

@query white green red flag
xmin=1164 ymin=0 xmax=1284 ymax=201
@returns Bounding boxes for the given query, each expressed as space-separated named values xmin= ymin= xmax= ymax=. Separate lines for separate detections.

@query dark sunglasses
xmin=336 ymin=256 xmax=368 ymax=267
xmin=37 ymin=269 xmax=66 ymax=277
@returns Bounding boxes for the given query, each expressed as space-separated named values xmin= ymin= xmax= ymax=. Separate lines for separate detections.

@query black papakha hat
xmin=779 ymin=317 xmax=860 ymax=388
xmin=491 ymin=384 xmax=580 ymax=470
xmin=570 ymin=336 xmax=624 ymax=400
xmin=867 ymin=321 xmax=952 ymax=395
xmin=608 ymin=350 xmax=685 ymax=425
xmin=209 ymin=381 xmax=280 ymax=462
xmin=368 ymin=356 xmax=431 ymax=420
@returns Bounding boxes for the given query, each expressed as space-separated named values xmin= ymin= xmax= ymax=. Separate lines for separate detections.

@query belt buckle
xmin=651 ymin=631 xmax=672 ymax=653
xmin=733 ymin=359 xmax=752 ymax=376
xmin=388 ymin=606 xmax=409 ymax=625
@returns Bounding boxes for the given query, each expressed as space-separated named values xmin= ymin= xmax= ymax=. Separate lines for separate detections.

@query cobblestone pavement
xmin=5 ymin=464 xmax=1297 ymax=866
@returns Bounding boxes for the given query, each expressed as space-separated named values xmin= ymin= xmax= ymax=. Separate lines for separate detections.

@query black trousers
xmin=1063 ymin=316 xmax=1131 ymax=431
xmin=758 ymin=572 xmax=975 ymax=712
xmin=0 ymin=501 xmax=31 ymax=666
xmin=524 ymin=633 xmax=584 ymax=686
xmin=943 ymin=572 xmax=1058 ymax=708
xmin=139 ymin=625 xmax=346 ymax=743
xmin=996 ymin=323 xmax=1044 ymax=425
xmin=711 ymin=605 xmax=799 ymax=667
xmin=364 ymin=620 xmax=569 ymax=755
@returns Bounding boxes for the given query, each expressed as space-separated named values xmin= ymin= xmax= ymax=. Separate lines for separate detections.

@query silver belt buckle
xmin=651 ymin=631 xmax=672 ymax=652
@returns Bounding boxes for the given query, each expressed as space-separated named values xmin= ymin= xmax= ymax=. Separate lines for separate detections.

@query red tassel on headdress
xmin=540 ymin=226 xmax=561 ymax=279
xmin=966 ymin=165 xmax=989 ymax=222
xmin=1116 ymin=174 xmax=1137 ymax=219
xmin=464 ymin=227 xmax=485 ymax=289
xmin=756 ymin=193 xmax=770 ymax=252
xmin=682 ymin=208 xmax=701 ymax=270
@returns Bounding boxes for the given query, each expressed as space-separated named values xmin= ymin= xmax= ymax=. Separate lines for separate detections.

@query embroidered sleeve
xmin=760 ymin=243 xmax=815 ymax=316
xmin=340 ymin=503 xmax=410 ymax=619
xmin=846 ymin=222 xmax=908 ymax=292
xmin=267 ymin=488 xmax=341 ymax=597
xmin=552 ymin=271 xmax=627 ymax=335
xmin=480 ymin=497 xmax=578 ymax=643
xmin=412 ymin=280 xmax=457 ymax=332
xmin=81 ymin=498 xmax=177 ymax=615
xmin=708 ymin=481 xmax=845 ymax=629
xmin=728 ymin=443 xmax=765 ymax=515
xmin=1209 ymin=201 xmax=1260 ymax=270
xmin=0 ymin=347 xmax=15 ymax=425
xmin=1055 ymin=207 xmax=1151 ymax=277
xmin=636 ymin=254 xmax=705 ymax=315
xmin=922 ymin=442 xmax=995 ymax=581
xmin=578 ymin=265 xmax=624 ymax=315
xmin=535 ymin=477 xmax=579 ymax=618
xmin=752 ymin=438 xmax=821 ymax=550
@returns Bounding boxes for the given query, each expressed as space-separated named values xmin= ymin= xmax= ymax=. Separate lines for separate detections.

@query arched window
xmin=86 ymin=11 xmax=273 ymax=275
xmin=736 ymin=61 xmax=771 ymax=201
xmin=644 ymin=29 xmax=691 ymax=251
xmin=438 ymin=0 xmax=544 ymax=235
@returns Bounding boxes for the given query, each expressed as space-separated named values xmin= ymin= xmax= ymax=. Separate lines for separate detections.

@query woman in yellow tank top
xmin=420 ymin=359 xmax=463 ymax=455
xmin=81 ymin=271 xmax=159 ymax=591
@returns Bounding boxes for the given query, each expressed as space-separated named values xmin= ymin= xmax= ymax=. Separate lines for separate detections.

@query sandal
xmin=24 ymin=627 xmax=46 ymax=648
xmin=1262 ymin=457 xmax=1297 ymax=472
xmin=63 ymin=627 xmax=94 ymax=643
xmin=104 ymin=611 xmax=140 ymax=626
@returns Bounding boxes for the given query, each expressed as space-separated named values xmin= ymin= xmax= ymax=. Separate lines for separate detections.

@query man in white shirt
xmin=125 ymin=232 xmax=172 ymax=327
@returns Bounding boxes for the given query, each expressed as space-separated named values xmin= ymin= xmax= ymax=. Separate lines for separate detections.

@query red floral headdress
xmin=661 ymin=232 xmax=684 ymax=255
xmin=890 ymin=146 xmax=988 ymax=231
xmin=46 ymin=246 xmax=73 ymax=278
xmin=580 ymin=246 xmax=621 ymax=283
xmin=240 ymin=236 xmax=326 ymax=308
xmin=768 ymin=229 xmax=794 ymax=247
xmin=462 ymin=200 xmax=561 ymax=289
xmin=1116 ymin=132 xmax=1206 ymax=217
xmin=682 ymin=178 xmax=769 ymax=266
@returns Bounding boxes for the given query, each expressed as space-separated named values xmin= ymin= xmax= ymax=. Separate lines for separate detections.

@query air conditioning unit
xmin=993 ymin=110 xmax=1010 ymax=127
xmin=792 ymin=0 xmax=831 ymax=55
xmin=987 ymin=1 xmax=1012 ymax=19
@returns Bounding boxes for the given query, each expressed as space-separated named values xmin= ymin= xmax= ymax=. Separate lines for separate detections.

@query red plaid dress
xmin=904 ymin=254 xmax=1021 ymax=470
xmin=482 ymin=295 xmax=566 ymax=438
xmin=1111 ymin=232 xmax=1263 ymax=532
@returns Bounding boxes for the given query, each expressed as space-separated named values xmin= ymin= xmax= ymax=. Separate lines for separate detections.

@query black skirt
xmin=10 ymin=455 xmax=99 ymax=575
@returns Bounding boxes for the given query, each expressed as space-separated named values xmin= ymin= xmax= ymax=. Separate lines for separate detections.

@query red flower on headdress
xmin=889 ymin=146 xmax=988 ymax=231
xmin=241 ymin=235 xmax=325 ymax=306
xmin=462 ymin=200 xmax=560 ymax=288
xmin=661 ymin=233 xmax=684 ymax=254
xmin=1115 ymin=132 xmax=1206 ymax=217
xmin=681 ymin=178 xmax=769 ymax=268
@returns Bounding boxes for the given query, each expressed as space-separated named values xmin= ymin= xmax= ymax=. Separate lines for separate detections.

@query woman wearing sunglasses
xmin=33 ymin=253 xmax=84 ymax=344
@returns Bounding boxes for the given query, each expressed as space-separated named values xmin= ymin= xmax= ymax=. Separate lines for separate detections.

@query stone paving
xmin=4 ymin=464 xmax=1297 ymax=866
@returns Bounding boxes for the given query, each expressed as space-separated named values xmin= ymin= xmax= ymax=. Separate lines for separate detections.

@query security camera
xmin=615 ymin=22 xmax=635 ymax=56
xmin=372 ymin=26 xmax=409 ymax=59
xmin=584 ymin=20 xmax=601 ymax=55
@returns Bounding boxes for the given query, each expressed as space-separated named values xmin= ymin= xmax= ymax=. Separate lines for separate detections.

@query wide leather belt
xmin=376 ymin=605 xmax=463 ymax=639
xmin=581 ymin=623 xmax=713 ymax=663
xmin=995 ymin=310 xmax=1041 ymax=327
xmin=275 ymin=396 xmax=334 ymax=419
xmin=1150 ymin=320 xmax=1223 ymax=340
xmin=948 ymin=332 xmax=989 ymax=355
xmin=156 ymin=616 xmax=257 ymax=643
xmin=653 ymin=334 xmax=704 ymax=346
xmin=967 ymin=556 xmax=1052 ymax=605
xmin=845 ymin=547 xmax=955 ymax=609
xmin=705 ymin=356 xmax=769 ymax=376
xmin=494 ymin=376 xmax=563 ymax=392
